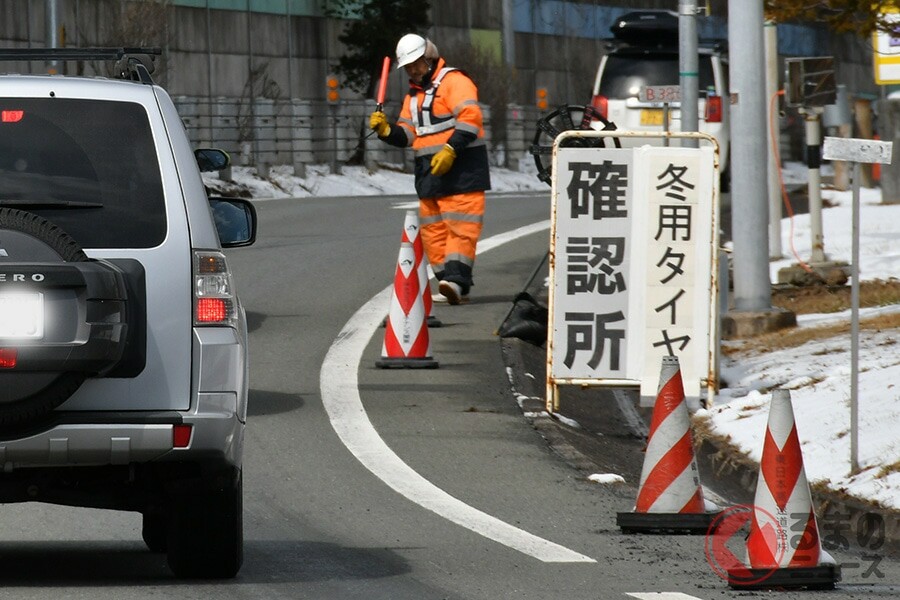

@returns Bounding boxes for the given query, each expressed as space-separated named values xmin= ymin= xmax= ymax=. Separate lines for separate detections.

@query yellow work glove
xmin=430 ymin=144 xmax=457 ymax=176
xmin=369 ymin=111 xmax=390 ymax=137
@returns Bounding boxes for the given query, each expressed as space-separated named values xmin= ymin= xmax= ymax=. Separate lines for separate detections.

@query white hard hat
xmin=396 ymin=33 xmax=427 ymax=69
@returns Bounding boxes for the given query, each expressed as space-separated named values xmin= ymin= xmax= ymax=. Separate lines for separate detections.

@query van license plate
xmin=640 ymin=109 xmax=664 ymax=126
xmin=0 ymin=293 xmax=44 ymax=339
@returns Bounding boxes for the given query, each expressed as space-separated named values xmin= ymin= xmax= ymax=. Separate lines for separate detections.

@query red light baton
xmin=376 ymin=56 xmax=390 ymax=111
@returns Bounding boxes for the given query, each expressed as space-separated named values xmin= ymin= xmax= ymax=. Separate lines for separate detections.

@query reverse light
xmin=590 ymin=94 xmax=608 ymax=119
xmin=173 ymin=424 xmax=193 ymax=448
xmin=705 ymin=95 xmax=723 ymax=123
xmin=0 ymin=348 xmax=17 ymax=368
xmin=0 ymin=293 xmax=44 ymax=339
xmin=1 ymin=110 xmax=24 ymax=123
xmin=193 ymin=251 xmax=237 ymax=327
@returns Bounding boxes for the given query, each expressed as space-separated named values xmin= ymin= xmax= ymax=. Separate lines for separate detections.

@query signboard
xmin=784 ymin=57 xmax=836 ymax=108
xmin=823 ymin=137 xmax=893 ymax=165
xmin=548 ymin=136 xmax=718 ymax=407
xmin=874 ymin=10 xmax=900 ymax=85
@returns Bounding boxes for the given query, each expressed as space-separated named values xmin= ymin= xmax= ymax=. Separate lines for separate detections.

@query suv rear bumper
xmin=0 ymin=392 xmax=242 ymax=471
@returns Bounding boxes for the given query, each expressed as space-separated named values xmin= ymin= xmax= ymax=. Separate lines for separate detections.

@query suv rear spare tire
xmin=0 ymin=208 xmax=130 ymax=430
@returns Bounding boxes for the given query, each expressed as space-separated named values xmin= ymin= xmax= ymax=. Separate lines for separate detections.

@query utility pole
xmin=502 ymin=0 xmax=515 ymax=67
xmin=727 ymin=0 xmax=770 ymax=311
xmin=679 ymin=0 xmax=699 ymax=148
xmin=45 ymin=0 xmax=60 ymax=73
xmin=764 ymin=20 xmax=783 ymax=259
xmin=723 ymin=0 xmax=795 ymax=337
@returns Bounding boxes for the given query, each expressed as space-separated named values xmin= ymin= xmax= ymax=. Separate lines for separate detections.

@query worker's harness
xmin=409 ymin=67 xmax=458 ymax=136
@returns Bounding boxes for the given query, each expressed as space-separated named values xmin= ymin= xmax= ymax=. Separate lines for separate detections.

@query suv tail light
xmin=705 ymin=95 xmax=723 ymax=123
xmin=590 ymin=94 xmax=609 ymax=119
xmin=193 ymin=251 xmax=237 ymax=327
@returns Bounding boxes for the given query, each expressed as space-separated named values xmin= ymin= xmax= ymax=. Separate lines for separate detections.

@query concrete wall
xmin=1 ymin=0 xmax=876 ymax=172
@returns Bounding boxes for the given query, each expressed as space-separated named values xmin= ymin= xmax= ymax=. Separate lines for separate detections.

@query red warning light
xmin=0 ymin=348 xmax=17 ymax=368
xmin=0 ymin=110 xmax=25 ymax=123
xmin=1 ymin=110 xmax=24 ymax=123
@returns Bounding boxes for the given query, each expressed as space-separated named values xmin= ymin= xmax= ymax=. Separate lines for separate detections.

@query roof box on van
xmin=609 ymin=10 xmax=679 ymax=44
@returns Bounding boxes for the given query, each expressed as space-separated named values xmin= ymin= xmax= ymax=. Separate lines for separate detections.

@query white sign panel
xmin=550 ymin=149 xmax=633 ymax=380
xmin=822 ymin=136 xmax=893 ymax=165
xmin=550 ymin=145 xmax=716 ymax=402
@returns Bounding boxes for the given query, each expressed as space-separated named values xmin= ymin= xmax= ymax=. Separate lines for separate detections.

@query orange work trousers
xmin=419 ymin=190 xmax=485 ymax=291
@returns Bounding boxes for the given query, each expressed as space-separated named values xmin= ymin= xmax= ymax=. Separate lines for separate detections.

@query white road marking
xmin=626 ymin=593 xmax=705 ymax=600
xmin=321 ymin=220 xmax=595 ymax=563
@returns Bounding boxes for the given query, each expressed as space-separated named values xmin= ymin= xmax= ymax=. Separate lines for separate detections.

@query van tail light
xmin=1 ymin=110 xmax=24 ymax=123
xmin=193 ymin=250 xmax=237 ymax=327
xmin=590 ymin=94 xmax=609 ymax=119
xmin=0 ymin=348 xmax=17 ymax=368
xmin=705 ymin=95 xmax=723 ymax=123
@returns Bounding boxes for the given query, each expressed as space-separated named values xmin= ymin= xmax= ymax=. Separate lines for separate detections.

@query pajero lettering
xmin=0 ymin=273 xmax=45 ymax=282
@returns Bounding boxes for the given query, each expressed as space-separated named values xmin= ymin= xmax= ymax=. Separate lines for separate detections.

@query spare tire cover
xmin=0 ymin=208 xmax=90 ymax=430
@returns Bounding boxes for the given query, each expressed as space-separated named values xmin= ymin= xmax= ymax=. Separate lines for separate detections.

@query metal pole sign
xmin=822 ymin=136 xmax=893 ymax=475
xmin=546 ymin=131 xmax=720 ymax=412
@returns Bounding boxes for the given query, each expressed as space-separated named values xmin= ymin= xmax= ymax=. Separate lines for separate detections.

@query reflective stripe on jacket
xmin=397 ymin=58 xmax=491 ymax=199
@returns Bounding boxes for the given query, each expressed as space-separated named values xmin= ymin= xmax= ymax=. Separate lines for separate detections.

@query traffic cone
xmin=617 ymin=355 xmax=721 ymax=534
xmin=402 ymin=210 xmax=442 ymax=328
xmin=376 ymin=242 xmax=439 ymax=369
xmin=727 ymin=389 xmax=840 ymax=590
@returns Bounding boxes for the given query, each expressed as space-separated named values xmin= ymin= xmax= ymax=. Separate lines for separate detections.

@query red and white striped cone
xmin=375 ymin=242 xmax=438 ymax=369
xmin=617 ymin=355 xmax=721 ymax=534
xmin=402 ymin=210 xmax=441 ymax=328
xmin=727 ymin=389 xmax=839 ymax=589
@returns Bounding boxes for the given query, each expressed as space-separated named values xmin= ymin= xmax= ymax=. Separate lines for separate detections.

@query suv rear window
xmin=601 ymin=52 xmax=718 ymax=99
xmin=0 ymin=98 xmax=165 ymax=248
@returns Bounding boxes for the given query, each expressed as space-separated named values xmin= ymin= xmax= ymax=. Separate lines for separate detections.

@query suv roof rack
xmin=0 ymin=47 xmax=162 ymax=84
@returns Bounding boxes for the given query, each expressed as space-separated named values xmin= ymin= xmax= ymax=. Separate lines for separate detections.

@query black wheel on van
xmin=530 ymin=104 xmax=621 ymax=186
xmin=0 ymin=208 xmax=128 ymax=431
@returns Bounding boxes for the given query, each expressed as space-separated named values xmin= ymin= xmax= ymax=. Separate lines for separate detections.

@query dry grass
xmin=771 ymin=279 xmax=900 ymax=315
xmin=878 ymin=460 xmax=900 ymax=479
xmin=725 ymin=280 xmax=900 ymax=354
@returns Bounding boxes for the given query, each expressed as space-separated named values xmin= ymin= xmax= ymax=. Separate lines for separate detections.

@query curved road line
xmin=320 ymin=220 xmax=595 ymax=563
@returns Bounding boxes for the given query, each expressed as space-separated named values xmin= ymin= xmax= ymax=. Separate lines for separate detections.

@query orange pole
xmin=376 ymin=56 xmax=391 ymax=110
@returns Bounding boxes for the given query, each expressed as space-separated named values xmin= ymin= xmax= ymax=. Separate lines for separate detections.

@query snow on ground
xmin=709 ymin=168 xmax=900 ymax=511
xmin=203 ymin=160 xmax=547 ymax=200
xmin=215 ymin=159 xmax=900 ymax=511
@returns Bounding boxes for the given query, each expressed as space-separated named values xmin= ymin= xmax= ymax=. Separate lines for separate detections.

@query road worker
xmin=369 ymin=33 xmax=491 ymax=305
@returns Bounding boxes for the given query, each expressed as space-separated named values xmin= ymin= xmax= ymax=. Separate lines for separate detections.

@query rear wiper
xmin=0 ymin=199 xmax=103 ymax=209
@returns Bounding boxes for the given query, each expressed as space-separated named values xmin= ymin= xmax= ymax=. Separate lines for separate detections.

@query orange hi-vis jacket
xmin=383 ymin=58 xmax=491 ymax=199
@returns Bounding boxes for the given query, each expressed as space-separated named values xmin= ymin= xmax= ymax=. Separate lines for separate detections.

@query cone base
xmin=616 ymin=510 xmax=721 ymax=535
xmin=726 ymin=564 xmax=841 ymax=590
xmin=375 ymin=357 xmax=439 ymax=369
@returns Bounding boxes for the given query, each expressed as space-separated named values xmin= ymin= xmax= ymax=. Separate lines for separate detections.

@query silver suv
xmin=0 ymin=48 xmax=256 ymax=579
xmin=589 ymin=11 xmax=730 ymax=184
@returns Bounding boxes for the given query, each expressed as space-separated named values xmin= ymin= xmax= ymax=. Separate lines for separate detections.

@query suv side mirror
xmin=209 ymin=197 xmax=257 ymax=247
xmin=195 ymin=148 xmax=231 ymax=172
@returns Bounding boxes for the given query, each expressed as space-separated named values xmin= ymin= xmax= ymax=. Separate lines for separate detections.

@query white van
xmin=590 ymin=11 xmax=730 ymax=186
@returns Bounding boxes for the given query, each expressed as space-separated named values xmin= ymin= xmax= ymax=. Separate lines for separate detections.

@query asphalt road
xmin=1 ymin=190 xmax=898 ymax=599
